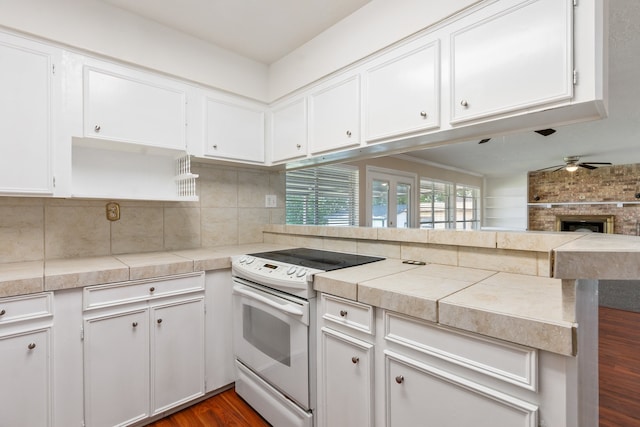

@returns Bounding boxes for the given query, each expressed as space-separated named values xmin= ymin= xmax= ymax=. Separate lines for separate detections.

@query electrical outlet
xmin=265 ymin=195 xmax=277 ymax=208
xmin=106 ymin=202 xmax=120 ymax=221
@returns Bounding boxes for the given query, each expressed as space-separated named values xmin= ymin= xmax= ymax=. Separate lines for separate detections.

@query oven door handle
xmin=233 ymin=284 xmax=304 ymax=317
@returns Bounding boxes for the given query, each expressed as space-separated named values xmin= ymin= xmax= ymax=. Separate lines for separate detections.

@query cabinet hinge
xmin=573 ymin=0 xmax=578 ymax=6
xmin=52 ymin=176 xmax=56 ymax=188
xmin=573 ymin=69 xmax=578 ymax=85
xmin=80 ymin=327 xmax=84 ymax=341
xmin=52 ymin=64 xmax=56 ymax=75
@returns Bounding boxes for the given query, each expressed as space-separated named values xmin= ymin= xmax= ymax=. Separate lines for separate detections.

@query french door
xmin=366 ymin=167 xmax=417 ymax=228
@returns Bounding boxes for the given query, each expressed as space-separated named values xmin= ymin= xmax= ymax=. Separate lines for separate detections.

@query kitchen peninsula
xmin=2 ymin=226 xmax=638 ymax=426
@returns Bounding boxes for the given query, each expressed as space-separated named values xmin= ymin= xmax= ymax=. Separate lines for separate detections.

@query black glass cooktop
xmin=248 ymin=248 xmax=384 ymax=272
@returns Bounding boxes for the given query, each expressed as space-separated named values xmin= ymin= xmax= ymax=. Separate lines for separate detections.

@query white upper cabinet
xmin=0 ymin=32 xmax=58 ymax=195
xmin=83 ymin=63 xmax=187 ymax=151
xmin=270 ymin=97 xmax=307 ymax=163
xmin=309 ymin=75 xmax=361 ymax=155
xmin=450 ymin=0 xmax=573 ymax=124
xmin=203 ymin=94 xmax=265 ymax=163
xmin=364 ymin=39 xmax=440 ymax=142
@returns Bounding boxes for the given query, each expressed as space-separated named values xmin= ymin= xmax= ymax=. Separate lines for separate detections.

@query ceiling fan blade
xmin=533 ymin=164 xmax=564 ymax=172
xmin=581 ymin=162 xmax=612 ymax=166
xmin=578 ymin=163 xmax=597 ymax=170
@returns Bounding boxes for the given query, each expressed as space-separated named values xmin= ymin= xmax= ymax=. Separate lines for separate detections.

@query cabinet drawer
xmin=0 ymin=293 xmax=53 ymax=325
xmin=84 ymin=273 xmax=204 ymax=310
xmin=321 ymin=293 xmax=374 ymax=334
xmin=384 ymin=311 xmax=537 ymax=391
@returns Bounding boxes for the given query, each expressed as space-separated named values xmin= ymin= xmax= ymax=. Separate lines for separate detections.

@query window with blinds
xmin=286 ymin=164 xmax=359 ymax=226
xmin=420 ymin=179 xmax=480 ymax=229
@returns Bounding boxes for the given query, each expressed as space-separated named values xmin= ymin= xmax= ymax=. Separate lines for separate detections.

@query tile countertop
xmin=0 ymin=243 xmax=293 ymax=298
xmin=316 ymin=260 xmax=575 ymax=356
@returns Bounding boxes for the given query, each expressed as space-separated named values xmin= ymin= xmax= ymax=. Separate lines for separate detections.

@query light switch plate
xmin=265 ymin=195 xmax=277 ymax=208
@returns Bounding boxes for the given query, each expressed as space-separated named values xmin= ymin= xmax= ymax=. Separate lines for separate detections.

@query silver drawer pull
xmin=94 ymin=125 xmax=101 ymax=132
xmin=0 ymin=309 xmax=5 ymax=316
xmin=395 ymin=375 xmax=404 ymax=384
xmin=157 ymin=318 xmax=163 ymax=324
xmin=351 ymin=356 xmax=359 ymax=364
xmin=149 ymin=287 xmax=155 ymax=293
xmin=28 ymin=343 xmax=36 ymax=350
xmin=460 ymin=100 xmax=469 ymax=107
xmin=420 ymin=111 xmax=427 ymax=118
xmin=132 ymin=322 xmax=138 ymax=328
xmin=339 ymin=310 xmax=348 ymax=317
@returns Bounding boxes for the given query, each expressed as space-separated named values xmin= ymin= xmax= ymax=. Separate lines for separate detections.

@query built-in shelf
xmin=528 ymin=201 xmax=640 ymax=208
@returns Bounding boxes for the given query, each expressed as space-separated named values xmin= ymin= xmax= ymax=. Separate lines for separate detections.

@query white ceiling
xmin=98 ymin=0 xmax=372 ymax=64
xmin=98 ymin=0 xmax=639 ymax=177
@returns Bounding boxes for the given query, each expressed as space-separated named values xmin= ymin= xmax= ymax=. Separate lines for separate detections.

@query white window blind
xmin=420 ymin=179 xmax=453 ymax=229
xmin=455 ymin=184 xmax=480 ymax=229
xmin=286 ymin=164 xmax=359 ymax=226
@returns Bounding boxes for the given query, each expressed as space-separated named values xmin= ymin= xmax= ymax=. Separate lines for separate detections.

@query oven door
xmin=232 ymin=278 xmax=310 ymax=410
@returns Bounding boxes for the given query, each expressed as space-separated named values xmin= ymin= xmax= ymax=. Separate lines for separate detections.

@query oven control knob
xmin=287 ymin=266 xmax=297 ymax=275
xmin=246 ymin=257 xmax=255 ymax=265
xmin=239 ymin=256 xmax=247 ymax=263
xmin=296 ymin=268 xmax=307 ymax=278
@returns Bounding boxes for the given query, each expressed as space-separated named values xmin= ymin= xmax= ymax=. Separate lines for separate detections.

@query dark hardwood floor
xmin=146 ymin=389 xmax=270 ymax=427
xmin=599 ymin=306 xmax=640 ymax=427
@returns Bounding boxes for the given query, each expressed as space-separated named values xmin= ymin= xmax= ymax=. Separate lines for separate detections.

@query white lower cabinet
xmin=151 ymin=299 xmax=205 ymax=414
xmin=84 ymin=309 xmax=150 ymax=427
xmin=317 ymin=294 xmax=577 ymax=427
xmin=0 ymin=329 xmax=52 ymax=427
xmin=318 ymin=294 xmax=375 ymax=427
xmin=0 ymin=293 xmax=53 ymax=427
xmin=320 ymin=328 xmax=374 ymax=427
xmin=83 ymin=273 xmax=205 ymax=427
xmin=385 ymin=351 xmax=537 ymax=427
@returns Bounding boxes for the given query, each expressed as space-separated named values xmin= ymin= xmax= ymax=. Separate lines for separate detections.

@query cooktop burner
xmin=247 ymin=248 xmax=384 ymax=272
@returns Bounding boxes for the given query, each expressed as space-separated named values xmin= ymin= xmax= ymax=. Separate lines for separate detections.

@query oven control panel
xmin=232 ymin=255 xmax=324 ymax=291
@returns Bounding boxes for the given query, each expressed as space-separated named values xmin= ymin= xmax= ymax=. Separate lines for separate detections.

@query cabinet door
xmin=271 ymin=98 xmax=307 ymax=163
xmin=0 ymin=34 xmax=55 ymax=194
xmin=365 ymin=40 xmax=440 ymax=141
xmin=319 ymin=328 xmax=374 ymax=427
xmin=151 ymin=297 xmax=205 ymax=414
xmin=84 ymin=66 xmax=186 ymax=150
xmin=386 ymin=352 xmax=538 ymax=427
xmin=309 ymin=75 xmax=360 ymax=154
xmin=205 ymin=270 xmax=235 ymax=392
xmin=450 ymin=0 xmax=573 ymax=123
xmin=84 ymin=309 xmax=149 ymax=427
xmin=204 ymin=97 xmax=265 ymax=163
xmin=0 ymin=329 xmax=51 ymax=427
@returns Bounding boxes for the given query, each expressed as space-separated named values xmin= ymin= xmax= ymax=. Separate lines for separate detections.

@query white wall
xmin=268 ymin=0 xmax=480 ymax=100
xmin=482 ymin=174 xmax=528 ymax=230
xmin=0 ymin=0 xmax=269 ymax=101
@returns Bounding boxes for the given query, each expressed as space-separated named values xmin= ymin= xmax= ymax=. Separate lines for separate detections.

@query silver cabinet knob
xmin=339 ymin=310 xmax=348 ymax=317
xmin=395 ymin=375 xmax=404 ymax=384
xmin=460 ymin=100 xmax=469 ymax=107
xmin=132 ymin=322 xmax=138 ymax=327
xmin=149 ymin=287 xmax=155 ymax=293
xmin=352 ymin=356 xmax=359 ymax=364
xmin=346 ymin=130 xmax=352 ymax=137
xmin=94 ymin=125 xmax=101 ymax=132
xmin=0 ymin=309 xmax=5 ymax=316
xmin=28 ymin=342 xmax=36 ymax=350
xmin=157 ymin=318 xmax=163 ymax=324
xmin=296 ymin=144 xmax=302 ymax=149
xmin=420 ymin=111 xmax=427 ymax=118
xmin=212 ymin=144 xmax=218 ymax=149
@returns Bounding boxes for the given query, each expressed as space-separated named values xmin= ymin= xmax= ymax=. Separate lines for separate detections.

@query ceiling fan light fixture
xmin=565 ymin=164 xmax=579 ymax=172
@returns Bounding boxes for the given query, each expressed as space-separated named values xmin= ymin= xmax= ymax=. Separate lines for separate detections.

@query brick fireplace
xmin=528 ymin=163 xmax=640 ymax=236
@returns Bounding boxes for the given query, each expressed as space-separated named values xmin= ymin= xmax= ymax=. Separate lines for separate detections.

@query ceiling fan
xmin=535 ymin=156 xmax=612 ymax=172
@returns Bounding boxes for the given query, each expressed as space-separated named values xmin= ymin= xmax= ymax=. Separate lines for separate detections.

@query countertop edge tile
xmin=438 ymin=301 xmax=575 ymax=356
